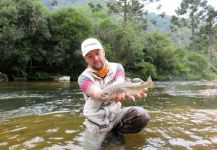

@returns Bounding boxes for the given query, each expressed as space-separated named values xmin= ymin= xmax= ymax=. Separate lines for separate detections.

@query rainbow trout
xmin=101 ymin=76 xmax=153 ymax=99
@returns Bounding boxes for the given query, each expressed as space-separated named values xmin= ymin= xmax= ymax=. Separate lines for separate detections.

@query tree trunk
xmin=123 ymin=0 xmax=127 ymax=24
xmin=206 ymin=21 xmax=214 ymax=63
xmin=191 ymin=12 xmax=196 ymax=50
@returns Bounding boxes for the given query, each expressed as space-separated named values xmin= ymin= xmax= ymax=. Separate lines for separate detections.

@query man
xmin=78 ymin=38 xmax=150 ymax=149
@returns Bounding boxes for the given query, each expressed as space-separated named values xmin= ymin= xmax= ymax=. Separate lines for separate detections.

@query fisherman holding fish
xmin=78 ymin=38 xmax=151 ymax=149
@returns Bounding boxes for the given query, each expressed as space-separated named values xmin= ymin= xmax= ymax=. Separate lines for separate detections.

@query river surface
xmin=0 ymin=80 xmax=217 ymax=150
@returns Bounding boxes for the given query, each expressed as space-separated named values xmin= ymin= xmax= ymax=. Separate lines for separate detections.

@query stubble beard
xmin=92 ymin=60 xmax=105 ymax=71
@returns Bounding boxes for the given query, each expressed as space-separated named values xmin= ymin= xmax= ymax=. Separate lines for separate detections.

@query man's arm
xmin=78 ymin=75 xmax=104 ymax=100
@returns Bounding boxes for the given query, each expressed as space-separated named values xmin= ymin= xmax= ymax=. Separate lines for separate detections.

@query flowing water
xmin=0 ymin=80 xmax=217 ymax=150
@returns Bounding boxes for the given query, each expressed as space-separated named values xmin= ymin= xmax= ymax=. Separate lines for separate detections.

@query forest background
xmin=1 ymin=0 xmax=217 ymax=81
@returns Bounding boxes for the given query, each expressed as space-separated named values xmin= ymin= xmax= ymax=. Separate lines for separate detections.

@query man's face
xmin=84 ymin=49 xmax=105 ymax=71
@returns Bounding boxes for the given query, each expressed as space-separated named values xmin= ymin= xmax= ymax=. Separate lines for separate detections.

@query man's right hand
xmin=111 ymin=92 xmax=127 ymax=102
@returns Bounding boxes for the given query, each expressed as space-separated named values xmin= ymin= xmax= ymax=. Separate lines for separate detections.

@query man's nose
xmin=93 ymin=55 xmax=99 ymax=61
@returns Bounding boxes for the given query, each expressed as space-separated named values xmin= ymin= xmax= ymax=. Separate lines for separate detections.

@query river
xmin=0 ymin=80 xmax=217 ymax=150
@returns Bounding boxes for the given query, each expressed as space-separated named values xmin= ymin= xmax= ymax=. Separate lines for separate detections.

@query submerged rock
xmin=55 ymin=76 xmax=70 ymax=82
xmin=199 ymin=88 xmax=217 ymax=97
xmin=0 ymin=72 xmax=8 ymax=81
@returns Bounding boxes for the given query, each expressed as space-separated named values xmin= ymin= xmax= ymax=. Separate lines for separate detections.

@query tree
xmin=0 ymin=0 xmax=92 ymax=80
xmin=143 ymin=31 xmax=177 ymax=77
xmin=201 ymin=5 xmax=217 ymax=62
xmin=47 ymin=8 xmax=92 ymax=80
xmin=0 ymin=0 xmax=50 ymax=79
xmin=171 ymin=0 xmax=208 ymax=50
xmin=106 ymin=0 xmax=160 ymax=30
xmin=88 ymin=2 xmax=103 ymax=13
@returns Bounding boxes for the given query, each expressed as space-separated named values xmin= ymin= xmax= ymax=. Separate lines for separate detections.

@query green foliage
xmin=185 ymin=52 xmax=208 ymax=73
xmin=46 ymin=7 xmax=92 ymax=79
xmin=1 ymin=0 xmax=216 ymax=81
xmin=109 ymin=24 xmax=144 ymax=65
xmin=174 ymin=48 xmax=212 ymax=80
xmin=0 ymin=0 xmax=92 ymax=80
xmin=195 ymin=5 xmax=217 ymax=62
xmin=106 ymin=0 xmax=148 ymax=30
xmin=143 ymin=31 xmax=177 ymax=76
xmin=173 ymin=48 xmax=190 ymax=75
xmin=88 ymin=2 xmax=103 ymax=13
xmin=133 ymin=61 xmax=157 ymax=80
xmin=172 ymin=0 xmax=209 ymax=50
xmin=28 ymin=72 xmax=54 ymax=80
xmin=91 ymin=11 xmax=117 ymax=41
xmin=0 ymin=0 xmax=50 ymax=79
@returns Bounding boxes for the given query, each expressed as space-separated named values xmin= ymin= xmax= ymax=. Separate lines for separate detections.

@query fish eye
xmin=102 ymin=93 xmax=109 ymax=96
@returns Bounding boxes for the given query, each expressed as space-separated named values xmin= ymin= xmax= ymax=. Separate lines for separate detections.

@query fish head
xmin=101 ymin=92 xmax=110 ymax=99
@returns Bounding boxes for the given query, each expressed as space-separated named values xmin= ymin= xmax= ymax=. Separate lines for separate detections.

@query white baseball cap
xmin=81 ymin=38 xmax=103 ymax=57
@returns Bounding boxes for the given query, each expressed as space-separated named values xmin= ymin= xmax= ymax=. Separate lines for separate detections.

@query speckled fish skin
xmin=101 ymin=76 xmax=153 ymax=99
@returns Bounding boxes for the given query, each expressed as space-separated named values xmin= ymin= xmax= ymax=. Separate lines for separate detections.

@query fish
xmin=101 ymin=76 xmax=153 ymax=100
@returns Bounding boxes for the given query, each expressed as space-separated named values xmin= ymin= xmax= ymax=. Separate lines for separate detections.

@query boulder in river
xmin=0 ymin=72 xmax=8 ymax=81
xmin=55 ymin=76 xmax=70 ymax=82
xmin=199 ymin=88 xmax=217 ymax=97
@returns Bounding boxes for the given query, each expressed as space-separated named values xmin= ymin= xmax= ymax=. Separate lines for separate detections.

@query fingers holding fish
xmin=112 ymin=92 xmax=126 ymax=102
xmin=143 ymin=87 xmax=148 ymax=93
xmin=139 ymin=88 xmax=148 ymax=98
xmin=125 ymin=92 xmax=136 ymax=101
xmin=111 ymin=89 xmax=148 ymax=102
xmin=112 ymin=92 xmax=135 ymax=102
xmin=129 ymin=88 xmax=148 ymax=100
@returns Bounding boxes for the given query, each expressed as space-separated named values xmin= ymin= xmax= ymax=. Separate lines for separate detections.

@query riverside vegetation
xmin=1 ymin=0 xmax=217 ymax=81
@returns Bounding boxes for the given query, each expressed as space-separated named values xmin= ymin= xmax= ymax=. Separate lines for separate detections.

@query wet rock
xmin=199 ymin=88 xmax=217 ymax=97
xmin=55 ymin=76 xmax=70 ymax=82
xmin=0 ymin=72 xmax=8 ymax=81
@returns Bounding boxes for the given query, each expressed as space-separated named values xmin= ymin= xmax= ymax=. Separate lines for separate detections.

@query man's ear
xmin=102 ymin=49 xmax=105 ymax=56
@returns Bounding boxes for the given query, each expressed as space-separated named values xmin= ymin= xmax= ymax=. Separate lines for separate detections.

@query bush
xmin=143 ymin=31 xmax=177 ymax=77
xmin=133 ymin=61 xmax=157 ymax=80
xmin=28 ymin=72 xmax=54 ymax=81
xmin=0 ymin=0 xmax=50 ymax=78
xmin=186 ymin=52 xmax=208 ymax=73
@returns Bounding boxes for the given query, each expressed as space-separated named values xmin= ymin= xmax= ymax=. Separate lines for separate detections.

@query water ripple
xmin=148 ymin=109 xmax=217 ymax=149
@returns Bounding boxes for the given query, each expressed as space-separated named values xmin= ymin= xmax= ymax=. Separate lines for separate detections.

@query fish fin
xmin=131 ymin=96 xmax=135 ymax=102
xmin=145 ymin=76 xmax=153 ymax=88
xmin=131 ymin=78 xmax=145 ymax=83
